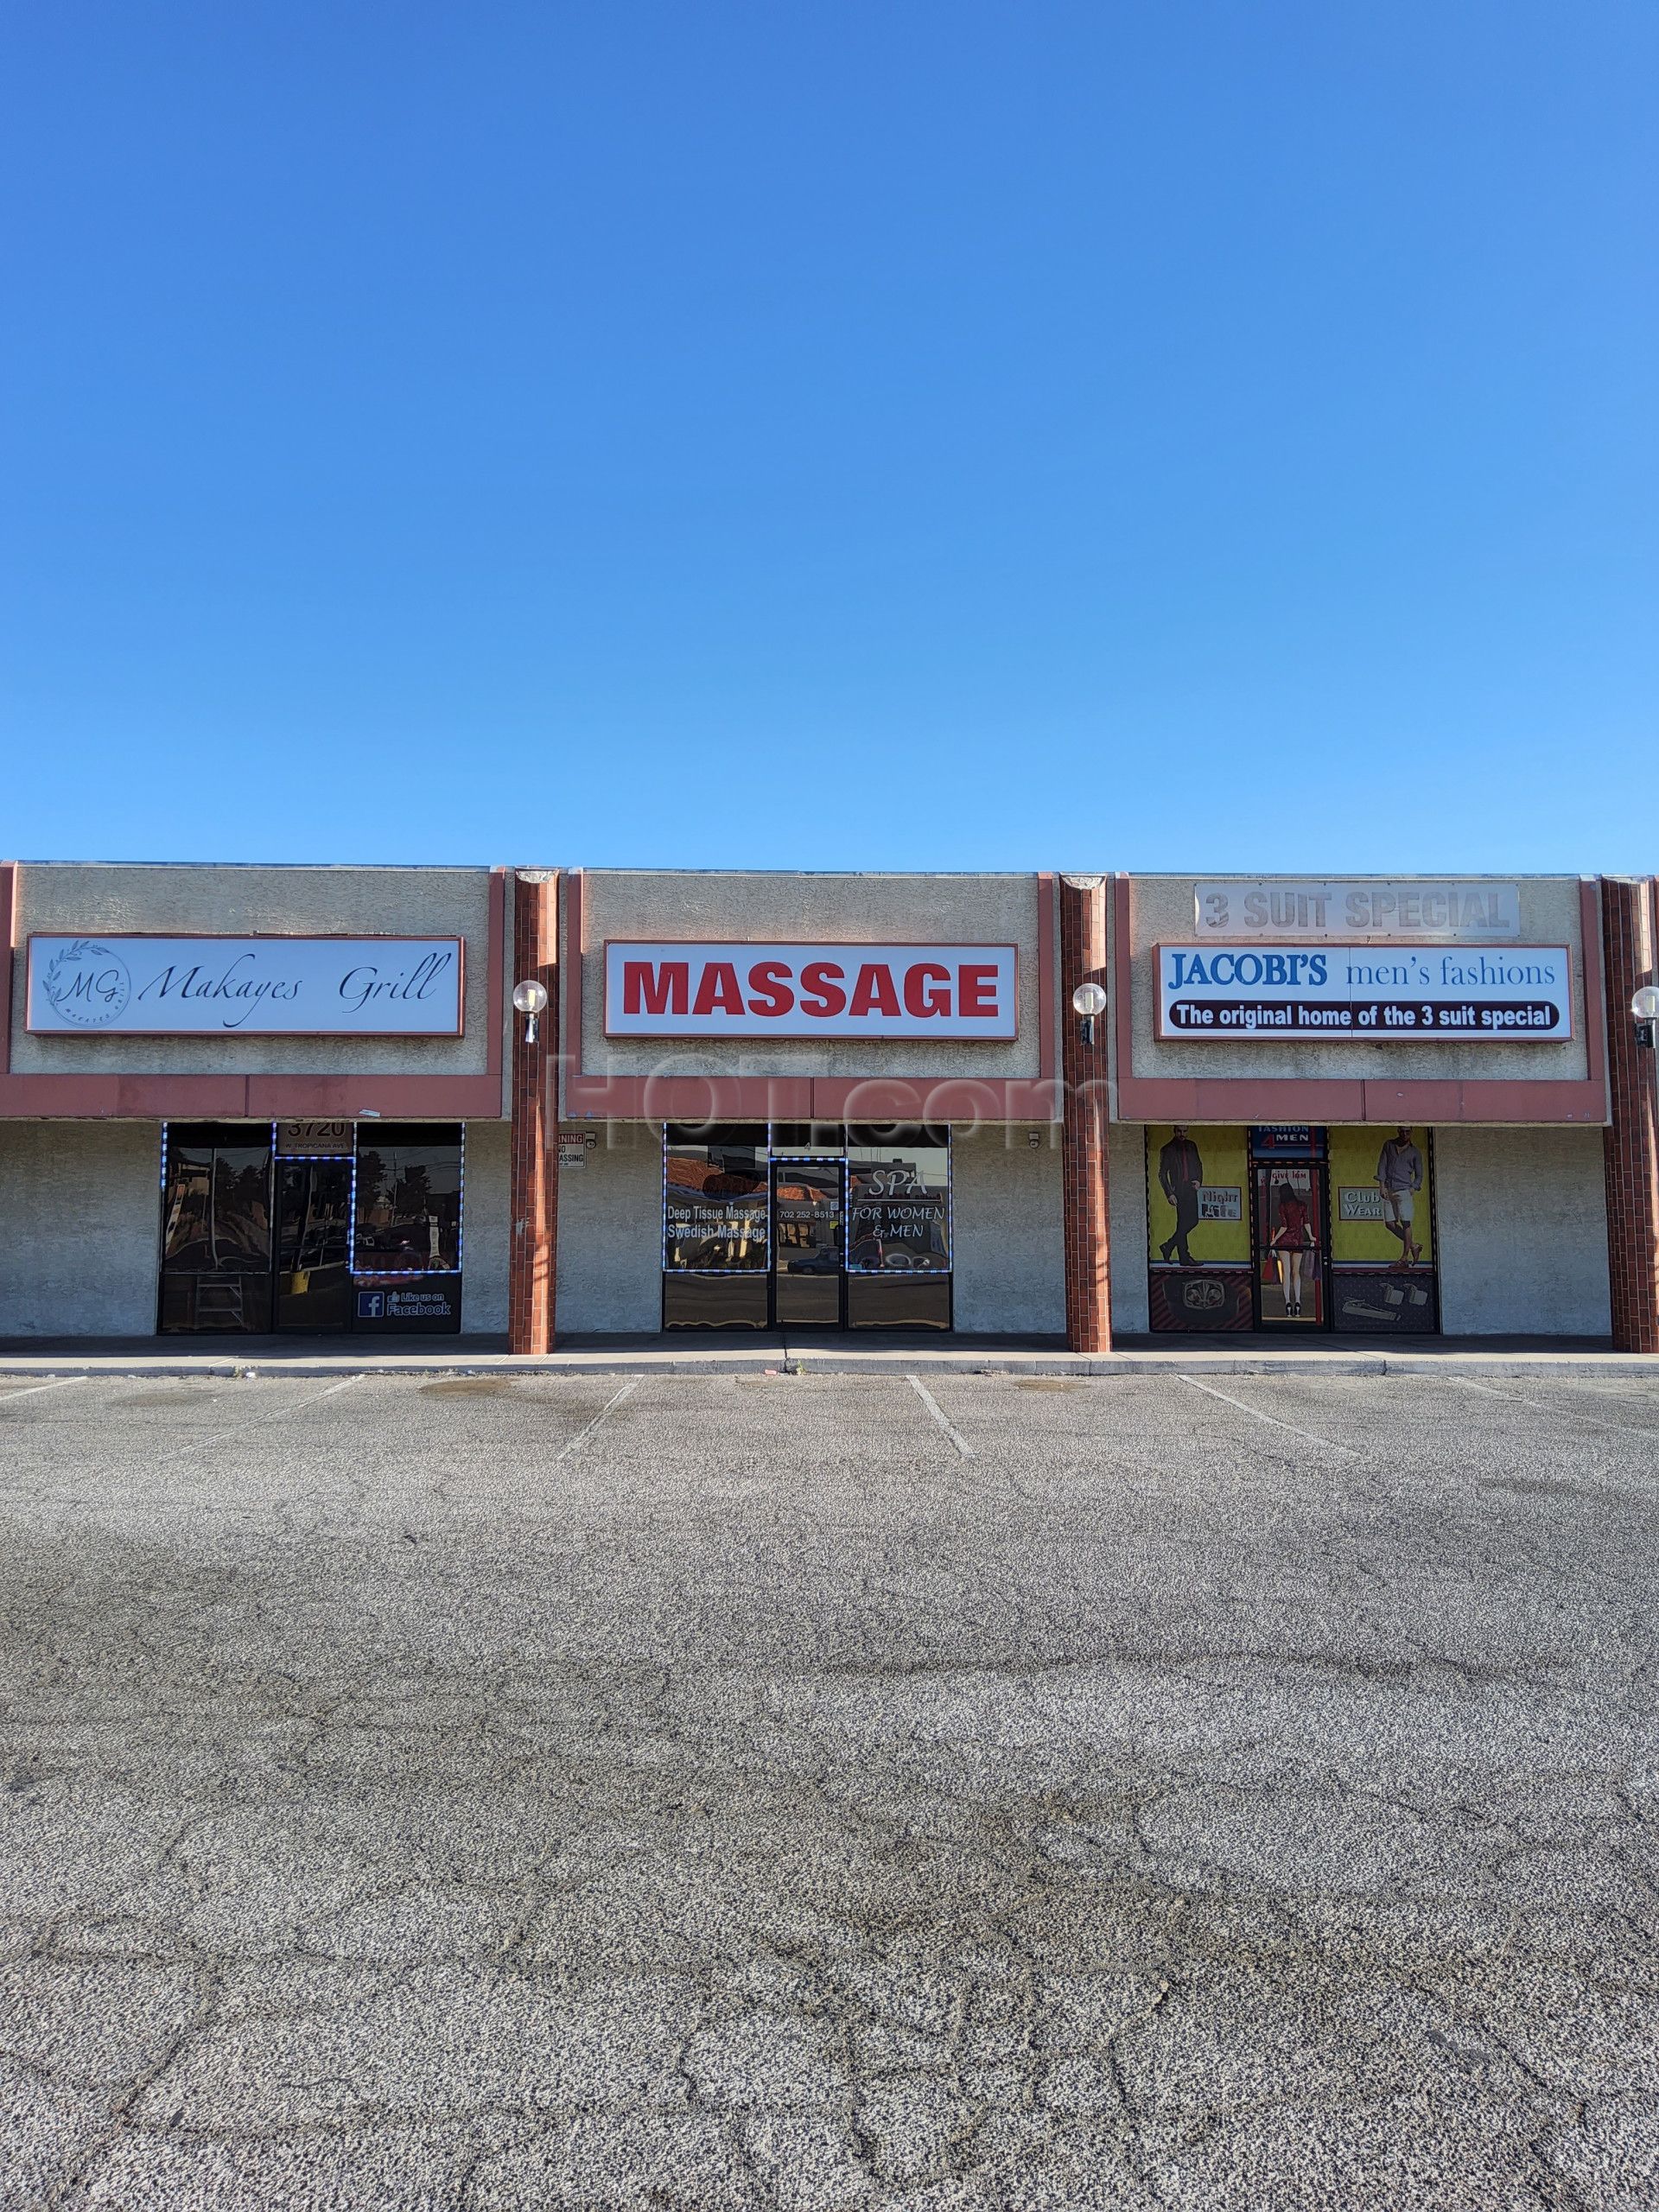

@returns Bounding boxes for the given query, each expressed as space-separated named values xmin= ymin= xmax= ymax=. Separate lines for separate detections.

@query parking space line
xmin=908 ymin=1376 xmax=973 ymax=1458
xmin=1177 ymin=1374 xmax=1358 ymax=1456
xmin=226 ymin=1374 xmax=366 ymax=1422
xmin=143 ymin=1371 xmax=370 ymax=1465
xmin=0 ymin=1376 xmax=84 ymax=1405
xmin=1429 ymin=1374 xmax=1659 ymax=1437
xmin=555 ymin=1378 xmax=640 ymax=1462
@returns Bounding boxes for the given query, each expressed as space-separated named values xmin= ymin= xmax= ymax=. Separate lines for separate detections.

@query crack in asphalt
xmin=0 ymin=1372 xmax=1654 ymax=2209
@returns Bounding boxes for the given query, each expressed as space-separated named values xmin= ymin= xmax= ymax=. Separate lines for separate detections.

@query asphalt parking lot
xmin=1 ymin=1369 xmax=1656 ymax=2211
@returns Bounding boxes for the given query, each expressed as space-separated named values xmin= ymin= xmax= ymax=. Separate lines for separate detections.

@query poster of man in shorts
xmin=1375 ymin=1128 xmax=1425 ymax=1268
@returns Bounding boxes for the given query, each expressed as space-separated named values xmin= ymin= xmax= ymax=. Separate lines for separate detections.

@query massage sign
xmin=1154 ymin=944 xmax=1573 ymax=1041
xmin=605 ymin=942 xmax=1018 ymax=1039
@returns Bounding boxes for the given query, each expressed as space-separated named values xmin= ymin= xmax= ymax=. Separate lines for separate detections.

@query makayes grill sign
xmin=1155 ymin=944 xmax=1573 ymax=1040
xmin=605 ymin=942 xmax=1018 ymax=1039
xmin=26 ymin=936 xmax=463 ymax=1034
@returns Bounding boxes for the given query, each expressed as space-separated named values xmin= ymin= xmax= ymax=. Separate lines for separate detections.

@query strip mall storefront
xmin=0 ymin=863 xmax=512 ymax=1340
xmin=2 ymin=861 xmax=1656 ymax=1350
xmin=156 ymin=1118 xmax=468 ymax=1335
xmin=549 ymin=871 xmax=1064 ymax=1336
xmin=1113 ymin=874 xmax=1615 ymax=1338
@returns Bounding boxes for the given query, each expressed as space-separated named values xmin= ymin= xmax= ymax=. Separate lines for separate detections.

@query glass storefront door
xmin=1250 ymin=1128 xmax=1328 ymax=1328
xmin=771 ymin=1159 xmax=844 ymax=1326
xmin=275 ymin=1158 xmax=354 ymax=1331
xmin=663 ymin=1125 xmax=952 ymax=1330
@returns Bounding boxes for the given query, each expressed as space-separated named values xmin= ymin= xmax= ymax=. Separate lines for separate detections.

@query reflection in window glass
xmin=664 ymin=1127 xmax=768 ymax=1272
xmin=353 ymin=1126 xmax=462 ymax=1274
xmin=162 ymin=1146 xmax=273 ymax=1272
xmin=159 ymin=1128 xmax=276 ymax=1333
xmin=846 ymin=1131 xmax=950 ymax=1274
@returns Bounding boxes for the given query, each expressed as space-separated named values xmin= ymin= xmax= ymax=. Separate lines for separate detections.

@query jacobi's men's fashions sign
xmin=1155 ymin=944 xmax=1573 ymax=1040
xmin=26 ymin=937 xmax=463 ymax=1035
xmin=605 ymin=942 xmax=1018 ymax=1039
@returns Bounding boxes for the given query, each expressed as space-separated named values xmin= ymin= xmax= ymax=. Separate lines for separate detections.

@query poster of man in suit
xmin=1157 ymin=1126 xmax=1205 ymax=1266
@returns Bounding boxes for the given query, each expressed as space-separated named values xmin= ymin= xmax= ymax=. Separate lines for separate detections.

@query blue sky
xmin=2 ymin=2 xmax=1653 ymax=872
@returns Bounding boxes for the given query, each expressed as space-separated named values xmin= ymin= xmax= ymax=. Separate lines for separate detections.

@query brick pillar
xmin=1059 ymin=874 xmax=1112 ymax=1352
xmin=508 ymin=870 xmax=559 ymax=1355
xmin=1602 ymin=876 xmax=1659 ymax=1352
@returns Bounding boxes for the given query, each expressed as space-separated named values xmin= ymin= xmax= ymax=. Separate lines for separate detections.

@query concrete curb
xmin=0 ymin=1350 xmax=1654 ymax=1382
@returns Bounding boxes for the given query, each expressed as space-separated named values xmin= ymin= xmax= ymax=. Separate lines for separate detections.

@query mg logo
xmin=1181 ymin=1278 xmax=1225 ymax=1312
xmin=40 ymin=939 xmax=132 ymax=1027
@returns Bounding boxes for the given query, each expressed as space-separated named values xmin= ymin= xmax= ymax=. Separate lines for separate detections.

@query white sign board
xmin=1338 ymin=1186 xmax=1386 ymax=1220
xmin=1197 ymin=1185 xmax=1242 ymax=1222
xmin=604 ymin=942 xmax=1018 ymax=1039
xmin=27 ymin=937 xmax=463 ymax=1035
xmin=1193 ymin=881 xmax=1522 ymax=939
xmin=1156 ymin=944 xmax=1573 ymax=1041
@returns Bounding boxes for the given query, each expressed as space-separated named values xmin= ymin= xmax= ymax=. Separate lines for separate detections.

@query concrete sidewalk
xmin=0 ymin=1330 xmax=1645 ymax=1381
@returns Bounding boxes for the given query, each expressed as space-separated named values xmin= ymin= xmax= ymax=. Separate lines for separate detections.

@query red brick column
xmin=508 ymin=870 xmax=559 ymax=1355
xmin=1059 ymin=874 xmax=1112 ymax=1352
xmin=1602 ymin=876 xmax=1659 ymax=1352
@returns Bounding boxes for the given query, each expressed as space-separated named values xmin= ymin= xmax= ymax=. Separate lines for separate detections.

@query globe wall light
xmin=512 ymin=978 xmax=550 ymax=1044
xmin=1631 ymin=984 xmax=1659 ymax=1051
xmin=1071 ymin=980 xmax=1108 ymax=1046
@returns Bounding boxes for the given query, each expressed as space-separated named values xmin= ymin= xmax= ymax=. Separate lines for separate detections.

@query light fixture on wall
xmin=1071 ymin=980 xmax=1108 ymax=1046
xmin=512 ymin=978 xmax=550 ymax=1044
xmin=1632 ymin=985 xmax=1659 ymax=1051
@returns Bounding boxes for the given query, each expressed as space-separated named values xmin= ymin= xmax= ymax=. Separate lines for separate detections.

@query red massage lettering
xmin=799 ymin=961 xmax=846 ymax=1017
xmin=692 ymin=961 xmax=745 ymax=1016
xmin=849 ymin=962 xmax=901 ymax=1018
xmin=958 ymin=963 xmax=998 ymax=1017
xmin=747 ymin=960 xmax=795 ymax=1017
xmin=903 ymin=961 xmax=951 ymax=1018
xmin=622 ymin=959 xmax=689 ymax=1015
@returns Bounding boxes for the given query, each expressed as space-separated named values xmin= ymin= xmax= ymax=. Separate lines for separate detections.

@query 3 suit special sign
xmin=605 ymin=942 xmax=1018 ymax=1039
xmin=1154 ymin=944 xmax=1573 ymax=1040
xmin=26 ymin=936 xmax=464 ymax=1035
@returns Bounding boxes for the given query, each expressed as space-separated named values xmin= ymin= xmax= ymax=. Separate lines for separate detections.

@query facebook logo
xmin=356 ymin=1292 xmax=385 ymax=1319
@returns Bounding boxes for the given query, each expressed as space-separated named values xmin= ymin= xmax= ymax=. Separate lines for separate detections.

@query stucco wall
xmin=460 ymin=1119 xmax=510 ymax=1335
xmin=0 ymin=1122 xmax=160 ymax=1336
xmin=1126 ymin=874 xmax=1592 ymax=1088
xmin=1435 ymin=1127 xmax=1611 ymax=1338
xmin=11 ymin=864 xmax=497 ymax=1077
xmin=1108 ymin=1121 xmax=1150 ymax=1335
xmin=573 ymin=871 xmax=1046 ymax=1084
xmin=556 ymin=1123 xmax=663 ymax=1332
xmin=950 ymin=1128 xmax=1064 ymax=1335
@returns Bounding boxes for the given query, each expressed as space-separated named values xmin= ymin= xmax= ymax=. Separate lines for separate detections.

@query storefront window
xmin=1327 ymin=1125 xmax=1438 ymax=1333
xmin=1145 ymin=1122 xmax=1440 ymax=1334
xmin=845 ymin=1128 xmax=950 ymax=1274
xmin=353 ymin=1124 xmax=463 ymax=1274
xmin=159 ymin=1125 xmax=274 ymax=1333
xmin=664 ymin=1126 xmax=769 ymax=1271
